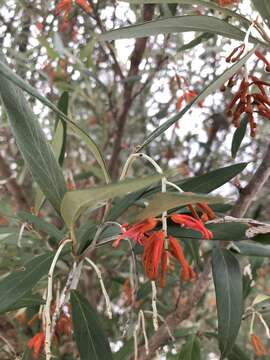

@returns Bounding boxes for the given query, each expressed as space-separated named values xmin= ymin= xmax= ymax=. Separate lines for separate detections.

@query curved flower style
xmin=112 ymin=218 xmax=158 ymax=247
xmin=170 ymin=213 xmax=213 ymax=240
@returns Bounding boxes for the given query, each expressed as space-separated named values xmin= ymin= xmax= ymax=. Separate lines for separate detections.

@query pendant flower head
xmin=27 ymin=332 xmax=45 ymax=359
xmin=142 ymin=232 xmax=196 ymax=286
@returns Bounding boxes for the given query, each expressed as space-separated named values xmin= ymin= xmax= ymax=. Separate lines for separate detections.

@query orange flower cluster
xmin=223 ymin=47 xmax=270 ymax=137
xmin=55 ymin=0 xmax=92 ymax=32
xmin=113 ymin=204 xmax=214 ymax=287
xmin=250 ymin=334 xmax=267 ymax=357
xmin=218 ymin=0 xmax=239 ymax=6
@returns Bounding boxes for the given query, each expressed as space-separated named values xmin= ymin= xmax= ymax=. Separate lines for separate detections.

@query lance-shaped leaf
xmin=0 ymin=293 xmax=45 ymax=315
xmin=136 ymin=49 xmax=256 ymax=150
xmin=0 ymin=55 xmax=110 ymax=184
xmin=123 ymin=0 xmax=251 ymax=28
xmin=231 ymin=117 xmax=248 ymax=159
xmin=133 ymin=192 xmax=225 ymax=223
xmin=0 ymin=52 xmax=67 ymax=212
xmin=34 ymin=91 xmax=68 ymax=212
xmin=0 ymin=252 xmax=55 ymax=314
xmin=100 ymin=15 xmax=263 ymax=45
xmin=70 ymin=290 xmax=113 ymax=360
xmin=61 ymin=171 xmax=176 ymax=228
xmin=212 ymin=248 xmax=243 ymax=358
xmin=177 ymin=335 xmax=201 ymax=360
xmin=107 ymin=162 xmax=247 ymax=221
xmin=252 ymin=0 xmax=270 ymax=29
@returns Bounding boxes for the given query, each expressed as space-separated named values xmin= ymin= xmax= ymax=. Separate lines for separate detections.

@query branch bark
xmin=108 ymin=5 xmax=155 ymax=179
xmin=230 ymin=141 xmax=270 ymax=218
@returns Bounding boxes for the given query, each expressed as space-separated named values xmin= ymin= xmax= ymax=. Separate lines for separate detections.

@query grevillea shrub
xmin=1 ymin=1 xmax=270 ymax=359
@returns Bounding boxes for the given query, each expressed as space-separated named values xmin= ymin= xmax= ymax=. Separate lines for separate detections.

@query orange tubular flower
xmin=250 ymin=334 xmax=267 ymax=357
xmin=169 ymin=236 xmax=196 ymax=281
xmin=55 ymin=0 xmax=72 ymax=18
xmin=143 ymin=231 xmax=165 ymax=280
xmin=170 ymin=213 xmax=213 ymax=240
xmin=27 ymin=332 xmax=45 ymax=359
xmin=76 ymin=0 xmax=92 ymax=13
xmin=113 ymin=218 xmax=158 ymax=247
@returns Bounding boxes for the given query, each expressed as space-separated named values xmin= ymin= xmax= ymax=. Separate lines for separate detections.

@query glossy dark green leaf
xmin=0 ymin=252 xmax=55 ymax=314
xmin=0 ymin=293 xmax=44 ymax=314
xmin=212 ymin=248 xmax=243 ymax=358
xmin=17 ymin=211 xmax=63 ymax=241
xmin=177 ymin=335 xmax=201 ymax=360
xmin=252 ymin=0 xmax=270 ymax=29
xmin=231 ymin=117 xmax=248 ymax=159
xmin=137 ymin=49 xmax=256 ymax=150
xmin=113 ymin=339 xmax=134 ymax=360
xmin=180 ymin=163 xmax=248 ymax=193
xmin=70 ymin=290 xmax=113 ymax=360
xmin=0 ymin=52 xmax=67 ymax=213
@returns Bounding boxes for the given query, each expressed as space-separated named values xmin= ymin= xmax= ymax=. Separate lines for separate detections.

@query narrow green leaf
xmin=17 ymin=211 xmax=63 ymax=241
xmin=177 ymin=335 xmax=201 ymax=360
xmin=234 ymin=241 xmax=270 ymax=257
xmin=0 ymin=56 xmax=110 ymax=184
xmin=0 ymin=293 xmax=44 ymax=314
xmin=0 ymin=252 xmax=55 ymax=314
xmin=137 ymin=49 xmax=256 ymax=150
xmin=70 ymin=290 xmax=113 ymax=360
xmin=61 ymin=171 xmax=176 ymax=228
xmin=180 ymin=163 xmax=248 ymax=193
xmin=100 ymin=15 xmax=262 ymax=44
xmin=212 ymin=248 xmax=243 ymax=358
xmin=123 ymin=0 xmax=251 ymax=28
xmin=107 ymin=163 xmax=247 ymax=221
xmin=252 ymin=0 xmax=270 ymax=29
xmin=231 ymin=117 xmax=248 ymax=158
xmin=34 ymin=91 xmax=68 ymax=212
xmin=133 ymin=192 xmax=224 ymax=223
xmin=0 ymin=52 xmax=67 ymax=212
